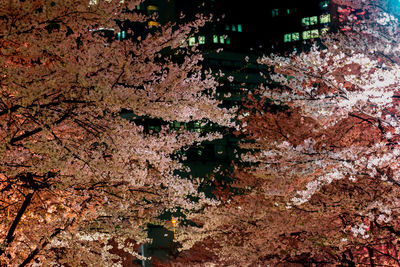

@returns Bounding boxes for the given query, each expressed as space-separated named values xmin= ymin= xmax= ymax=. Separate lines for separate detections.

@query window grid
xmin=320 ymin=14 xmax=331 ymax=24
xmin=302 ymin=29 xmax=319 ymax=40
xmin=284 ymin=32 xmax=300 ymax=42
xmin=302 ymin=16 xmax=318 ymax=26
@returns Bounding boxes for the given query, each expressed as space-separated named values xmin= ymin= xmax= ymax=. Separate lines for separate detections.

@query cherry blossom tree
xmin=0 ymin=0 xmax=236 ymax=265
xmin=173 ymin=0 xmax=400 ymax=265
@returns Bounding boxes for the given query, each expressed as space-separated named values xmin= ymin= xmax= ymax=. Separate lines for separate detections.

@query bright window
xmin=148 ymin=21 xmax=160 ymax=27
xmin=147 ymin=5 xmax=158 ymax=11
xmin=284 ymin=33 xmax=291 ymax=42
xmin=302 ymin=16 xmax=318 ymax=26
xmin=302 ymin=30 xmax=311 ymax=39
xmin=188 ymin=37 xmax=196 ymax=46
xmin=237 ymin=24 xmax=242 ymax=32
xmin=232 ymin=24 xmax=236 ymax=31
xmin=302 ymin=17 xmax=310 ymax=26
xmin=147 ymin=5 xmax=158 ymax=15
xmin=272 ymin=9 xmax=279 ymax=17
xmin=292 ymin=32 xmax=300 ymax=41
xmin=219 ymin=35 xmax=225 ymax=44
xmin=284 ymin=32 xmax=300 ymax=42
xmin=302 ymin=30 xmax=319 ymax=39
xmin=320 ymin=14 xmax=331 ymax=24
xmin=310 ymin=16 xmax=318 ymax=25
xmin=213 ymin=35 xmax=218 ymax=43
xmin=226 ymin=36 xmax=231 ymax=44
xmin=198 ymin=35 xmax=205 ymax=44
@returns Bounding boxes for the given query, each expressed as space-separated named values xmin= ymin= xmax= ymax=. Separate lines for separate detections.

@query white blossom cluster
xmin=350 ymin=222 xmax=370 ymax=239
xmin=291 ymin=168 xmax=345 ymax=205
xmin=364 ymin=201 xmax=393 ymax=224
xmin=376 ymin=11 xmax=397 ymax=26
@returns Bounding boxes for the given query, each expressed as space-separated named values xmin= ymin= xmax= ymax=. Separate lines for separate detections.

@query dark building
xmin=171 ymin=0 xmax=333 ymax=53
xmin=117 ymin=1 xmax=336 ymax=265
xmin=162 ymin=0 xmax=336 ymax=174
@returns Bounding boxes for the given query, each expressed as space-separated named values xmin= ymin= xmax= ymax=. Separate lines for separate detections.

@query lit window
xmin=287 ymin=8 xmax=290 ymax=15
xmin=198 ymin=35 xmax=205 ymax=44
xmin=237 ymin=24 xmax=242 ymax=32
xmin=147 ymin=5 xmax=158 ymax=11
xmin=232 ymin=24 xmax=236 ymax=31
xmin=147 ymin=5 xmax=158 ymax=15
xmin=188 ymin=37 xmax=196 ymax=46
xmin=272 ymin=9 xmax=279 ymax=17
xmin=301 ymin=17 xmax=310 ymax=26
xmin=302 ymin=16 xmax=318 ymax=26
xmin=320 ymin=14 xmax=331 ymax=24
xmin=310 ymin=16 xmax=318 ymax=25
xmin=284 ymin=33 xmax=291 ymax=42
xmin=213 ymin=35 xmax=218 ymax=43
xmin=226 ymin=36 xmax=231 ymax=44
xmin=117 ymin=31 xmax=126 ymax=40
xmin=311 ymin=29 xmax=319 ymax=38
xmin=302 ymin=30 xmax=311 ymax=39
xmin=292 ymin=32 xmax=300 ymax=41
xmin=219 ymin=35 xmax=225 ymax=44
xmin=148 ymin=21 xmax=160 ymax=27
xmin=302 ymin=30 xmax=319 ymax=39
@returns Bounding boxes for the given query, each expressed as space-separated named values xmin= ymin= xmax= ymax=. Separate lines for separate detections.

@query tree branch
xmin=0 ymin=191 xmax=34 ymax=256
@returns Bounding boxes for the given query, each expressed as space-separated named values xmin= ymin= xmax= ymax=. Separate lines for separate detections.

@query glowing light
xmin=171 ymin=218 xmax=177 ymax=227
